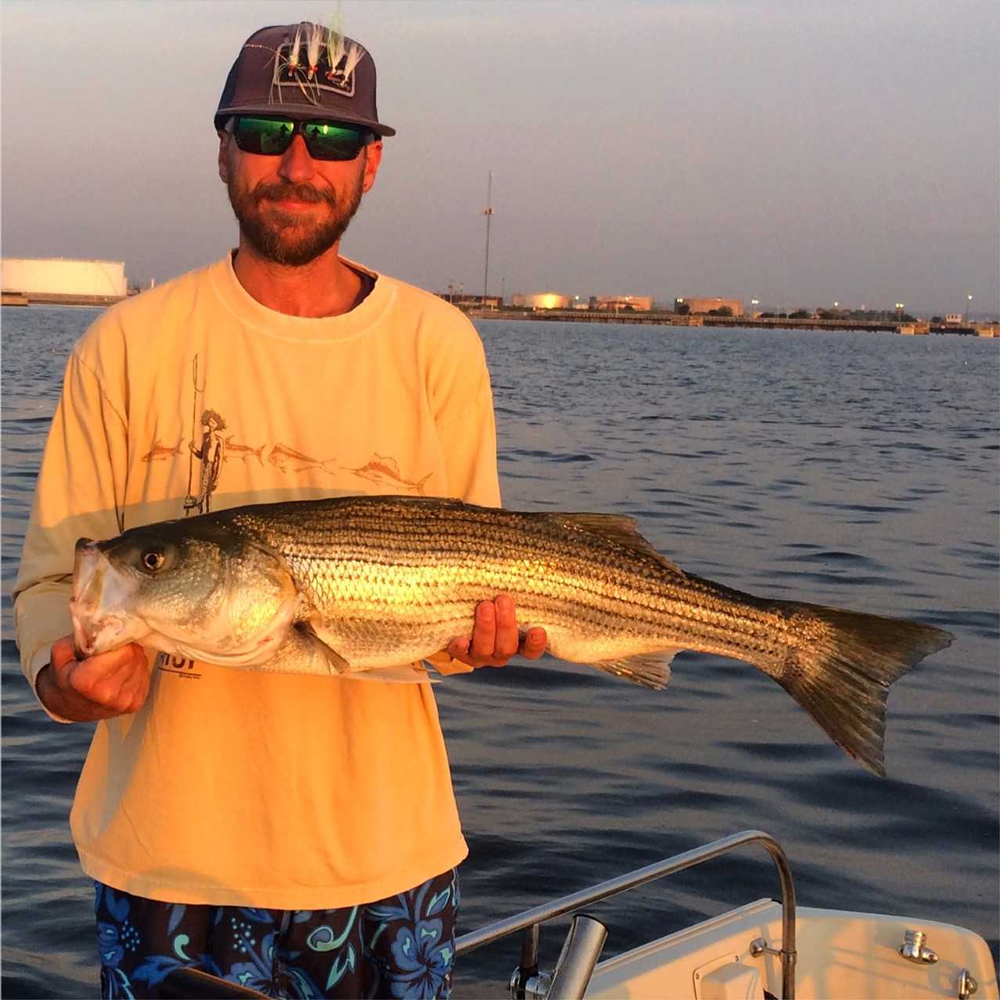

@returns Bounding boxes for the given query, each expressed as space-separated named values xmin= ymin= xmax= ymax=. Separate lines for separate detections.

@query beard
xmin=226 ymin=166 xmax=364 ymax=267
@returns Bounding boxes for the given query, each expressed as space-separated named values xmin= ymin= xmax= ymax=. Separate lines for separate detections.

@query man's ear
xmin=361 ymin=139 xmax=383 ymax=194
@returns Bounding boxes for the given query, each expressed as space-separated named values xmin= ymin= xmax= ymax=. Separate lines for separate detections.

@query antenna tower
xmin=483 ymin=171 xmax=493 ymax=301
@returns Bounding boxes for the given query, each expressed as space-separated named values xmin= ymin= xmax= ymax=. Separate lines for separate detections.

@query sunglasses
xmin=231 ymin=115 xmax=371 ymax=161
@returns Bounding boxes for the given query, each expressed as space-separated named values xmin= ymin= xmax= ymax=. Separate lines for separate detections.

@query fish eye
xmin=140 ymin=548 xmax=167 ymax=573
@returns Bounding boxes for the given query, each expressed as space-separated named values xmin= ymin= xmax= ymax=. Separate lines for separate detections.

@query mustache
xmin=253 ymin=182 xmax=336 ymax=206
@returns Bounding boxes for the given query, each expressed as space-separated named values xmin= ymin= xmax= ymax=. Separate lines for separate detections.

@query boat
xmin=160 ymin=829 xmax=998 ymax=999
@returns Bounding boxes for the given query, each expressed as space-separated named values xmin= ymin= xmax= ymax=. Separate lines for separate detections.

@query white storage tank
xmin=512 ymin=292 xmax=570 ymax=310
xmin=1 ymin=258 xmax=127 ymax=305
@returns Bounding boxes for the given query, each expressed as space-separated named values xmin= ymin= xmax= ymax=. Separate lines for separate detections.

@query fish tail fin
xmin=769 ymin=603 xmax=952 ymax=777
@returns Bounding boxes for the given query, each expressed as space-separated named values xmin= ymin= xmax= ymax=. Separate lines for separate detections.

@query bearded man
xmin=14 ymin=22 xmax=545 ymax=1000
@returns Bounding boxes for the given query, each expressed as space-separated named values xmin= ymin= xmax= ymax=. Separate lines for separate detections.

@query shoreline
xmin=466 ymin=308 xmax=998 ymax=337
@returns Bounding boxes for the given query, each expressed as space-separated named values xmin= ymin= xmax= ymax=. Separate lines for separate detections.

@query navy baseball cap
xmin=215 ymin=22 xmax=395 ymax=136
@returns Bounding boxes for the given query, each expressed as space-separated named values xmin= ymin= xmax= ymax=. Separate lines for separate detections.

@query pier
xmin=1 ymin=291 xmax=126 ymax=307
xmin=465 ymin=308 xmax=997 ymax=336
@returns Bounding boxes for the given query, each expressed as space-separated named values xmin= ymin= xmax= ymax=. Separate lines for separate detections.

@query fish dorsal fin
xmin=550 ymin=513 xmax=687 ymax=580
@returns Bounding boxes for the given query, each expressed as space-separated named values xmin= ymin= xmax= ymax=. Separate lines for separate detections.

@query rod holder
xmin=510 ymin=924 xmax=542 ymax=999
xmin=546 ymin=914 xmax=608 ymax=1000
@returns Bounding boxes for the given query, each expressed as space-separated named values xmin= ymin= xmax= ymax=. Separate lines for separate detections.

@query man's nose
xmin=277 ymin=134 xmax=315 ymax=182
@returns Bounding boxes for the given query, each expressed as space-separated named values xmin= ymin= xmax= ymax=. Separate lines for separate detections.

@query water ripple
xmin=2 ymin=312 xmax=998 ymax=997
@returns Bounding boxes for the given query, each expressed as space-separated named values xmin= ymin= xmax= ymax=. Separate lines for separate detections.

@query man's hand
xmin=446 ymin=594 xmax=547 ymax=669
xmin=36 ymin=636 xmax=151 ymax=722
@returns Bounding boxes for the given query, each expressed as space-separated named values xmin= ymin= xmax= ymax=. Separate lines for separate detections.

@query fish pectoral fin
xmin=291 ymin=621 xmax=353 ymax=675
xmin=294 ymin=617 xmax=354 ymax=669
xmin=251 ymin=624 xmax=352 ymax=676
xmin=294 ymin=616 xmax=437 ymax=684
xmin=589 ymin=649 xmax=679 ymax=690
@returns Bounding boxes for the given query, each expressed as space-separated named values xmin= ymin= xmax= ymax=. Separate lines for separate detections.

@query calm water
xmin=2 ymin=306 xmax=998 ymax=998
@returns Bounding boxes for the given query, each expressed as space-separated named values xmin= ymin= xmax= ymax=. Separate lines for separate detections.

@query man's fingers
xmin=492 ymin=595 xmax=519 ymax=661
xmin=449 ymin=599 xmax=544 ymax=669
xmin=469 ymin=600 xmax=497 ymax=660
xmin=94 ymin=643 xmax=146 ymax=672
xmin=131 ymin=669 xmax=152 ymax=712
xmin=66 ymin=644 xmax=149 ymax=711
xmin=50 ymin=635 xmax=77 ymax=670
xmin=70 ymin=657 xmax=129 ymax=705
xmin=118 ymin=662 xmax=151 ymax=714
xmin=446 ymin=638 xmax=471 ymax=660
xmin=519 ymin=627 xmax=547 ymax=661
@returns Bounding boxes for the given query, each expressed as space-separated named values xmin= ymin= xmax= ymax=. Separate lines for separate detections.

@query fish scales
xmin=246 ymin=502 xmax=800 ymax=666
xmin=70 ymin=494 xmax=953 ymax=774
xmin=341 ymin=509 xmax=785 ymax=664
xmin=238 ymin=503 xmax=845 ymax=683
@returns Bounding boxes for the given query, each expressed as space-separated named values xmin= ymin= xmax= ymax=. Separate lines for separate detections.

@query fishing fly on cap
xmin=272 ymin=21 xmax=363 ymax=102
xmin=214 ymin=19 xmax=396 ymax=135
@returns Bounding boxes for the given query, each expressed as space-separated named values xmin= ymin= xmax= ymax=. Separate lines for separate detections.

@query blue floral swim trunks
xmin=94 ymin=868 xmax=459 ymax=999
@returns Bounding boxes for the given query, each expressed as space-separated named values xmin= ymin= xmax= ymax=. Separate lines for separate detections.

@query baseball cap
xmin=214 ymin=22 xmax=395 ymax=136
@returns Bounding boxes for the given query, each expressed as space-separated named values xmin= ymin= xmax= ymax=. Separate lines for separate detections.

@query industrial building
xmin=675 ymin=296 xmax=744 ymax=317
xmin=512 ymin=292 xmax=570 ymax=310
xmin=591 ymin=295 xmax=653 ymax=312
xmin=435 ymin=292 xmax=501 ymax=310
xmin=1 ymin=257 xmax=127 ymax=306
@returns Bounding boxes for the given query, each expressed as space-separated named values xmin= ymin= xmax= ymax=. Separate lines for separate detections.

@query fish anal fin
xmin=342 ymin=662 xmax=437 ymax=685
xmin=590 ymin=649 xmax=678 ymax=690
xmin=551 ymin=513 xmax=686 ymax=580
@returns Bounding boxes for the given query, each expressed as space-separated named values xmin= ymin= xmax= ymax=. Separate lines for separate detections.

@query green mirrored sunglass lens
xmin=303 ymin=123 xmax=363 ymax=157
xmin=237 ymin=118 xmax=294 ymax=154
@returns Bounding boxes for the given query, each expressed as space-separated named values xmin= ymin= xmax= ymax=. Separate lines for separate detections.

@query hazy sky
xmin=2 ymin=1 xmax=998 ymax=315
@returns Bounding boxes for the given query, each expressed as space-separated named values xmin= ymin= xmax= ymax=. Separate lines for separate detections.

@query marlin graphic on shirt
xmin=268 ymin=443 xmax=339 ymax=475
xmin=347 ymin=455 xmax=432 ymax=496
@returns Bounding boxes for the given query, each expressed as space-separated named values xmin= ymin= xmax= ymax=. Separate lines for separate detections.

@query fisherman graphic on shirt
xmin=185 ymin=410 xmax=227 ymax=514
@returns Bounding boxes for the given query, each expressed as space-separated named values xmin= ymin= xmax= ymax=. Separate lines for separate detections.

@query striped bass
xmin=70 ymin=495 xmax=952 ymax=775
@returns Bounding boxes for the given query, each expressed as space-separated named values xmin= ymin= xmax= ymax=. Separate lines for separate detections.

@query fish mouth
xmin=70 ymin=539 xmax=146 ymax=657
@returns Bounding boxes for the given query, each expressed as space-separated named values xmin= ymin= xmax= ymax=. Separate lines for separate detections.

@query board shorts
xmin=94 ymin=868 xmax=459 ymax=999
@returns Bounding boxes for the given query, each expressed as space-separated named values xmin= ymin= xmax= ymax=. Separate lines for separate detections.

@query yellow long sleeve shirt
xmin=13 ymin=254 xmax=500 ymax=908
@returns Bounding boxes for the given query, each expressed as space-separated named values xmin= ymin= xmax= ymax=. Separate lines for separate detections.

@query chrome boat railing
xmin=159 ymin=829 xmax=797 ymax=999
xmin=455 ymin=828 xmax=798 ymax=1000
